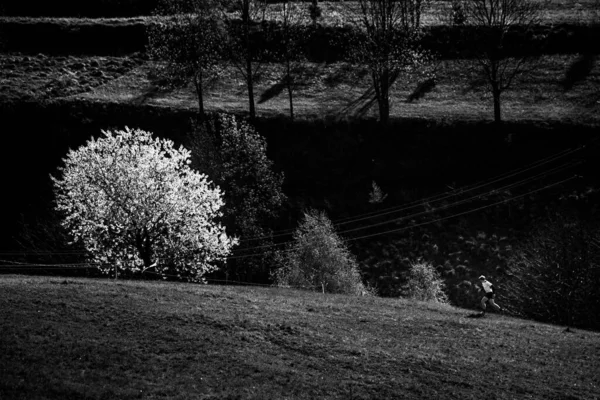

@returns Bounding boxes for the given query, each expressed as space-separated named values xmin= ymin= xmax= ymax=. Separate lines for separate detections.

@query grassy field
xmin=1 ymin=275 xmax=599 ymax=399
xmin=1 ymin=0 xmax=598 ymax=25
xmin=2 ymin=52 xmax=598 ymax=125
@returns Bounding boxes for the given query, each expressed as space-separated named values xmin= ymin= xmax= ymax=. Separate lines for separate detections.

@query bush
xmin=273 ymin=209 xmax=369 ymax=296
xmin=403 ymin=262 xmax=448 ymax=303
xmin=504 ymin=212 xmax=600 ymax=329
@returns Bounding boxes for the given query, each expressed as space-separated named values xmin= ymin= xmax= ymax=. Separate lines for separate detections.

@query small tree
xmin=271 ymin=0 xmax=309 ymax=121
xmin=403 ymin=261 xmax=448 ymax=302
xmin=349 ymin=0 xmax=431 ymax=125
xmin=224 ymin=0 xmax=270 ymax=119
xmin=504 ymin=212 xmax=600 ymax=329
xmin=52 ymin=127 xmax=237 ymax=281
xmin=460 ymin=0 xmax=542 ymax=123
xmin=187 ymin=114 xmax=286 ymax=282
xmin=274 ymin=209 xmax=367 ymax=295
xmin=147 ymin=0 xmax=225 ymax=118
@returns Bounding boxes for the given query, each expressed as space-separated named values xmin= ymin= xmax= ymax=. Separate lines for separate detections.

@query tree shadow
xmin=324 ymin=63 xmax=369 ymax=87
xmin=258 ymin=81 xmax=286 ymax=104
xmin=406 ymin=78 xmax=437 ymax=102
xmin=336 ymin=86 xmax=378 ymax=119
xmin=335 ymin=70 xmax=400 ymax=119
xmin=130 ymin=84 xmax=170 ymax=105
xmin=561 ymin=53 xmax=596 ymax=91
xmin=461 ymin=77 xmax=487 ymax=95
xmin=258 ymin=65 xmax=321 ymax=105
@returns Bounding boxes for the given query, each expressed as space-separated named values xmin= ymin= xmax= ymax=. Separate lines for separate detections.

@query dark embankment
xmin=1 ymin=17 xmax=599 ymax=59
xmin=2 ymin=99 xmax=598 ymax=248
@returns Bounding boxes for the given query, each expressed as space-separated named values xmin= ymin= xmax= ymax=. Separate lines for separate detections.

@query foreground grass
xmin=1 ymin=275 xmax=598 ymax=399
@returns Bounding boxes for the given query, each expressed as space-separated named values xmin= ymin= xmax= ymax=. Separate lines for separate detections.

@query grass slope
xmin=2 ymin=53 xmax=599 ymax=125
xmin=1 ymin=275 xmax=599 ymax=399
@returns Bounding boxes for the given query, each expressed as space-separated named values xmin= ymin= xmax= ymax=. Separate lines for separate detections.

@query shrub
xmin=403 ymin=261 xmax=448 ymax=303
xmin=187 ymin=114 xmax=285 ymax=282
xmin=273 ymin=209 xmax=368 ymax=295
xmin=504 ymin=212 xmax=600 ymax=329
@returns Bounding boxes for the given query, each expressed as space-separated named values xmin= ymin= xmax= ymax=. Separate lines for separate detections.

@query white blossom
xmin=52 ymin=127 xmax=237 ymax=280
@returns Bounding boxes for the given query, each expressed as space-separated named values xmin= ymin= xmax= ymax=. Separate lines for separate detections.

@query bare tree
xmin=147 ymin=0 xmax=225 ymax=118
xmin=271 ymin=0 xmax=308 ymax=121
xmin=308 ymin=0 xmax=322 ymax=27
xmin=560 ymin=1 xmax=599 ymax=104
xmin=461 ymin=0 xmax=542 ymax=123
xmin=349 ymin=0 xmax=430 ymax=126
xmin=224 ymin=0 xmax=270 ymax=119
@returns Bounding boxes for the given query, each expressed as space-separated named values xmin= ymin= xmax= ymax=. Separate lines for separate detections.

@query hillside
xmin=1 ymin=53 xmax=599 ymax=124
xmin=1 ymin=275 xmax=599 ymax=399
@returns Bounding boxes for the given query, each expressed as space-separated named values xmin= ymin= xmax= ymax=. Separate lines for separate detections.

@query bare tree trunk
xmin=246 ymin=57 xmax=256 ymax=119
xmin=381 ymin=68 xmax=390 ymax=125
xmin=241 ymin=0 xmax=256 ymax=120
xmin=194 ymin=72 xmax=205 ymax=119
xmin=286 ymin=61 xmax=294 ymax=120
xmin=493 ymin=86 xmax=501 ymax=123
xmin=373 ymin=69 xmax=390 ymax=126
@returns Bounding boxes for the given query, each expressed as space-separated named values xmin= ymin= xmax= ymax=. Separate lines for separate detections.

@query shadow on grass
xmin=324 ymin=63 xmax=369 ymax=87
xmin=258 ymin=65 xmax=322 ymax=105
xmin=130 ymin=83 xmax=174 ymax=105
xmin=336 ymin=69 xmax=404 ymax=119
xmin=561 ymin=53 xmax=596 ymax=92
xmin=406 ymin=78 xmax=437 ymax=102
xmin=336 ymin=86 xmax=378 ymax=119
xmin=465 ymin=312 xmax=484 ymax=319
xmin=258 ymin=81 xmax=286 ymax=104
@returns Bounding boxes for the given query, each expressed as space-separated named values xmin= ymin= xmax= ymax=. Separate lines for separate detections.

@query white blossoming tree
xmin=52 ymin=127 xmax=237 ymax=281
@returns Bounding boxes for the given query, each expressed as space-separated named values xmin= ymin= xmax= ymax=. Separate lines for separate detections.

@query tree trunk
xmin=380 ymin=69 xmax=390 ymax=126
xmin=194 ymin=72 xmax=205 ymax=120
xmin=493 ymin=87 xmax=501 ymax=124
xmin=379 ymin=96 xmax=390 ymax=126
xmin=372 ymin=71 xmax=390 ymax=126
xmin=246 ymin=59 xmax=256 ymax=119
xmin=243 ymin=6 xmax=256 ymax=120
xmin=286 ymin=61 xmax=294 ymax=121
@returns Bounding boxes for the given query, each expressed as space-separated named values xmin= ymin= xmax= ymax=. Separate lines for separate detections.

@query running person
xmin=479 ymin=275 xmax=502 ymax=315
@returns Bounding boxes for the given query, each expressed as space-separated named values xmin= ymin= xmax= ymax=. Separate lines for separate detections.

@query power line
xmin=229 ymin=159 xmax=580 ymax=256
xmin=335 ymin=160 xmax=580 ymax=236
xmin=0 ymin=176 xmax=579 ymax=268
xmin=346 ymin=175 xmax=579 ymax=242
xmin=239 ymin=145 xmax=583 ymax=242
xmin=225 ymin=175 xmax=579 ymax=260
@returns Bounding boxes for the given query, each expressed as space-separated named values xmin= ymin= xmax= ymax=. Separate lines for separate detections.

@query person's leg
xmin=489 ymin=298 xmax=502 ymax=311
xmin=480 ymin=296 xmax=488 ymax=313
